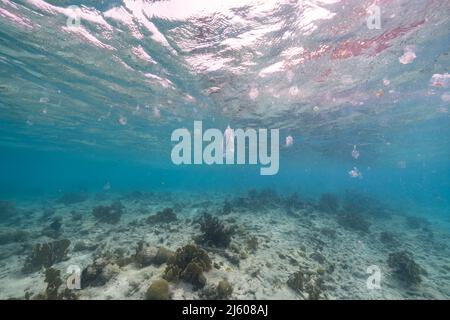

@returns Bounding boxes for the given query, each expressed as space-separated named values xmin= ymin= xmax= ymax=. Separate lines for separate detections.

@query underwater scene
xmin=0 ymin=0 xmax=449 ymax=301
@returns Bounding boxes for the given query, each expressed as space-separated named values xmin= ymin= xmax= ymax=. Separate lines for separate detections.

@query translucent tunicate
xmin=351 ymin=145 xmax=360 ymax=159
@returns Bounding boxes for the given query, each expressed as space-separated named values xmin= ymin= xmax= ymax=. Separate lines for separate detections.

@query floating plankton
xmin=118 ymin=115 xmax=127 ymax=125
xmin=285 ymin=135 xmax=294 ymax=147
xmin=348 ymin=167 xmax=362 ymax=178
xmin=430 ymin=73 xmax=450 ymax=88
xmin=249 ymin=87 xmax=259 ymax=100
xmin=153 ymin=107 xmax=161 ymax=118
xmin=399 ymin=47 xmax=416 ymax=64
xmin=351 ymin=145 xmax=360 ymax=159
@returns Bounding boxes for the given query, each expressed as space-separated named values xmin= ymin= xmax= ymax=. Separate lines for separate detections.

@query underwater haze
xmin=0 ymin=0 xmax=449 ymax=300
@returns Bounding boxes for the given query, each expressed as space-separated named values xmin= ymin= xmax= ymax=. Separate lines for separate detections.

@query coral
xmin=81 ymin=257 xmax=120 ymax=288
xmin=217 ymin=279 xmax=233 ymax=299
xmin=145 ymin=279 xmax=171 ymax=300
xmin=387 ymin=251 xmax=425 ymax=285
xmin=0 ymin=228 xmax=28 ymax=245
xmin=133 ymin=241 xmax=158 ymax=267
xmin=163 ymin=244 xmax=212 ymax=289
xmin=146 ymin=208 xmax=177 ymax=224
xmin=181 ymin=261 xmax=207 ymax=288
xmin=154 ymin=247 xmax=175 ymax=266
xmin=318 ymin=193 xmax=339 ymax=213
xmin=287 ymin=269 xmax=325 ymax=299
xmin=56 ymin=192 xmax=88 ymax=205
xmin=92 ymin=201 xmax=124 ymax=224
xmin=133 ymin=242 xmax=174 ymax=267
xmin=337 ymin=211 xmax=370 ymax=233
xmin=0 ymin=200 xmax=16 ymax=222
xmin=287 ymin=271 xmax=304 ymax=292
xmin=197 ymin=213 xmax=235 ymax=248
xmin=22 ymin=239 xmax=71 ymax=273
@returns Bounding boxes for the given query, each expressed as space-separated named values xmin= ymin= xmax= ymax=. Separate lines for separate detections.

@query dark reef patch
xmin=146 ymin=207 xmax=177 ymax=224
xmin=196 ymin=213 xmax=235 ymax=248
xmin=163 ymin=244 xmax=212 ymax=289
xmin=22 ymin=239 xmax=71 ymax=273
xmin=387 ymin=251 xmax=426 ymax=286
xmin=92 ymin=201 xmax=124 ymax=224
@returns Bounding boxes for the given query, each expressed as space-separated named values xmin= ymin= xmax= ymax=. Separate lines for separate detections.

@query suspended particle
xmin=118 ymin=116 xmax=127 ymax=125
xmin=351 ymin=145 xmax=360 ymax=159
xmin=285 ymin=135 xmax=294 ymax=147
xmin=249 ymin=87 xmax=259 ymax=100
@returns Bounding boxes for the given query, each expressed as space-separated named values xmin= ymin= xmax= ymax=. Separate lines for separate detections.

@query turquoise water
xmin=0 ymin=0 xmax=449 ymax=300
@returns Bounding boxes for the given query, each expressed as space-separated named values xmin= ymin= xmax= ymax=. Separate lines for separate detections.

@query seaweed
xmin=92 ymin=201 xmax=124 ymax=224
xmin=197 ymin=213 xmax=235 ymax=248
xmin=387 ymin=251 xmax=426 ymax=286
xmin=318 ymin=193 xmax=339 ymax=213
xmin=163 ymin=244 xmax=212 ymax=289
xmin=35 ymin=268 xmax=79 ymax=300
xmin=133 ymin=242 xmax=174 ymax=268
xmin=44 ymin=268 xmax=63 ymax=300
xmin=56 ymin=192 xmax=88 ymax=205
xmin=81 ymin=257 xmax=120 ymax=288
xmin=22 ymin=239 xmax=71 ymax=273
xmin=287 ymin=271 xmax=304 ymax=292
xmin=146 ymin=208 xmax=177 ymax=224
xmin=216 ymin=279 xmax=233 ymax=299
xmin=337 ymin=211 xmax=370 ymax=233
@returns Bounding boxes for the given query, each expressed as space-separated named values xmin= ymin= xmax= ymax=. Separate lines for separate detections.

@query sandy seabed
xmin=0 ymin=190 xmax=449 ymax=300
